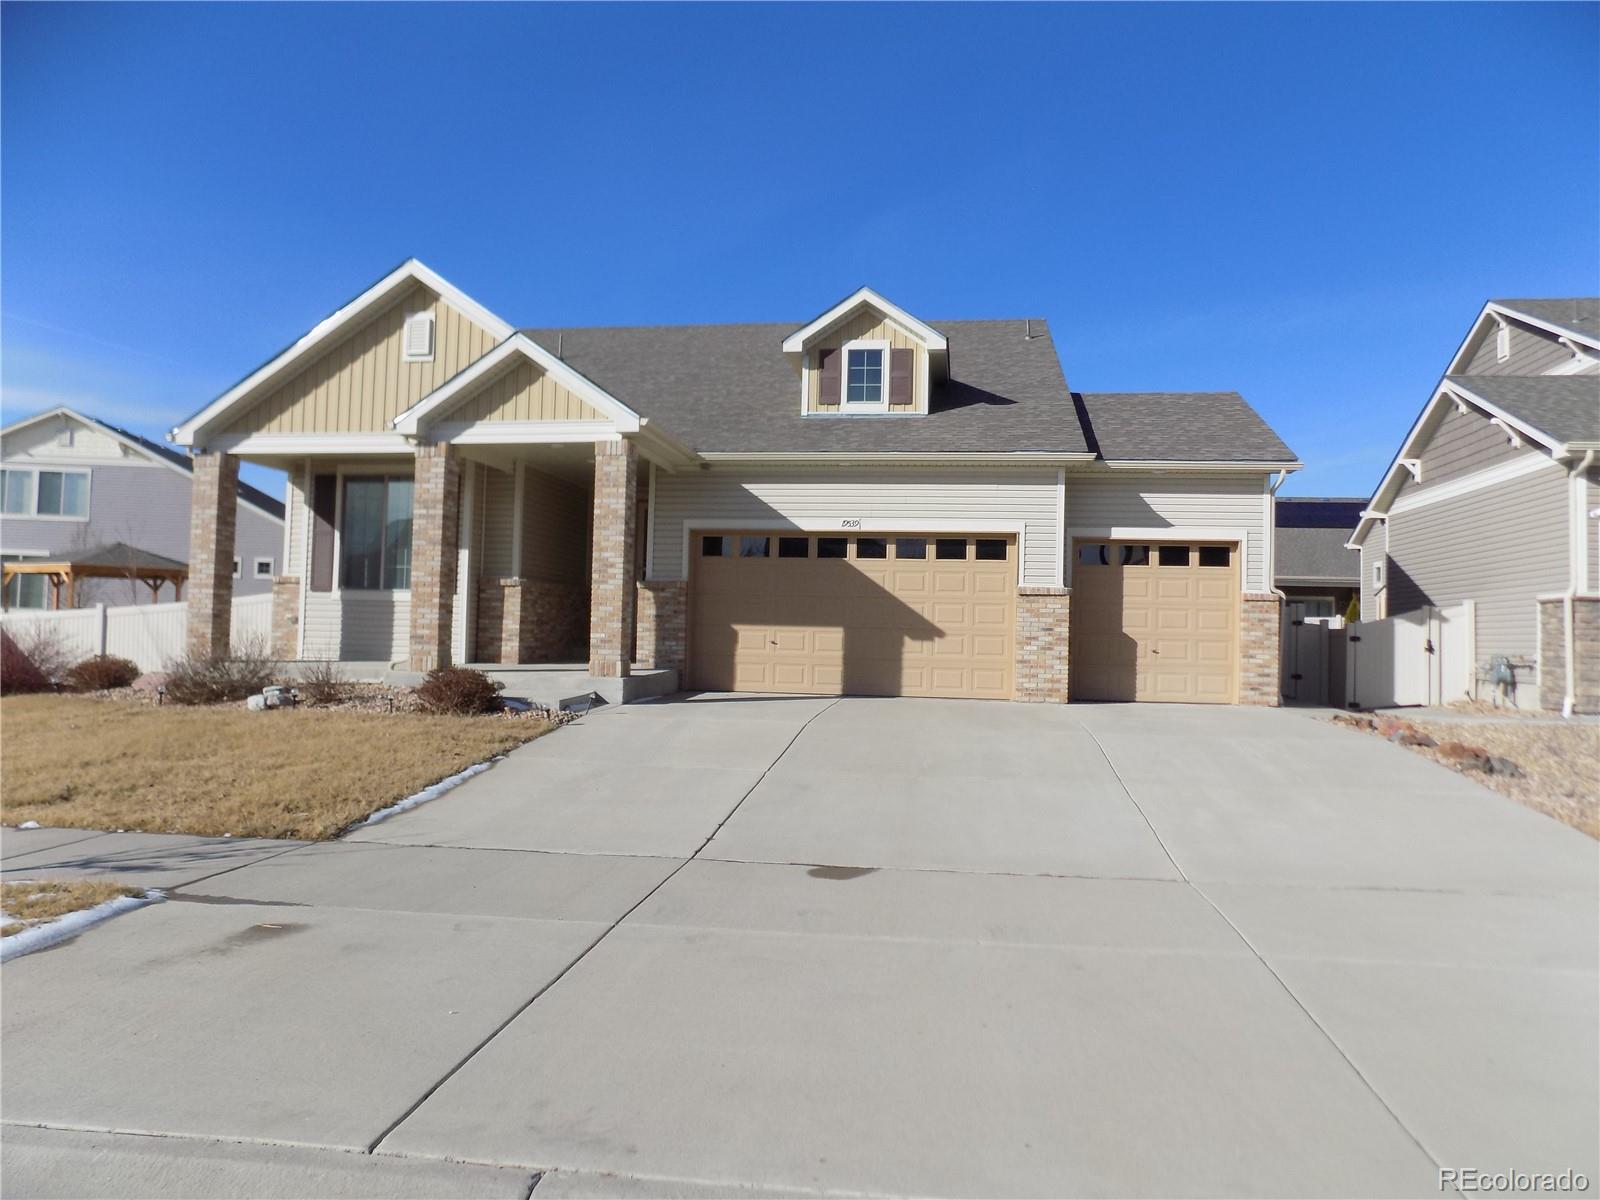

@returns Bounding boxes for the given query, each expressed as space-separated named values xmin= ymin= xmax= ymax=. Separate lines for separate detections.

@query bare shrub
xmin=65 ymin=655 xmax=141 ymax=692
xmin=298 ymin=659 xmax=348 ymax=706
xmin=415 ymin=666 xmax=503 ymax=715
xmin=1 ymin=630 xmax=51 ymax=695
xmin=4 ymin=622 xmax=74 ymax=685
xmin=163 ymin=639 xmax=278 ymax=705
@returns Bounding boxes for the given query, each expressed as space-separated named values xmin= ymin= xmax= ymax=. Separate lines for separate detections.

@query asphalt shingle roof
xmin=1072 ymin=392 xmax=1299 ymax=463
xmin=1274 ymin=525 xmax=1359 ymax=584
xmin=1492 ymin=298 xmax=1600 ymax=342
xmin=1446 ymin=374 xmax=1600 ymax=446
xmin=1276 ymin=497 xmax=1367 ymax=529
xmin=520 ymin=320 xmax=1293 ymax=462
xmin=521 ymin=320 xmax=1091 ymax=455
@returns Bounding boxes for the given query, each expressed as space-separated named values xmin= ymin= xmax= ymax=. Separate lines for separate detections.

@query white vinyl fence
xmin=1 ymin=594 xmax=273 ymax=673
xmin=1341 ymin=601 xmax=1475 ymax=710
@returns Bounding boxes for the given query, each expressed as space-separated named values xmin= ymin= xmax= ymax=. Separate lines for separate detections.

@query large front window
xmin=341 ymin=476 xmax=413 ymax=590
xmin=845 ymin=347 xmax=884 ymax=405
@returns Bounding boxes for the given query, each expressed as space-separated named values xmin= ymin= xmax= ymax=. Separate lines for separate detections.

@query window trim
xmin=338 ymin=472 xmax=415 ymax=592
xmin=253 ymin=556 xmax=275 ymax=579
xmin=0 ymin=466 xmax=91 ymax=521
xmin=839 ymin=339 xmax=891 ymax=412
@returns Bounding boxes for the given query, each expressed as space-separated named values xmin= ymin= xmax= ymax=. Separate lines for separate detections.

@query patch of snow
xmin=353 ymin=756 xmax=505 ymax=830
xmin=17 ymin=821 xmax=40 ymax=830
xmin=1 ymin=890 xmax=165 ymax=963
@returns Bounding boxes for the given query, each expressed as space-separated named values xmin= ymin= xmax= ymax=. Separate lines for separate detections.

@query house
xmin=0 ymin=408 xmax=284 ymax=609
xmin=1349 ymin=298 xmax=1600 ymax=714
xmin=168 ymin=260 xmax=1300 ymax=705
xmin=1274 ymin=497 xmax=1363 ymax=619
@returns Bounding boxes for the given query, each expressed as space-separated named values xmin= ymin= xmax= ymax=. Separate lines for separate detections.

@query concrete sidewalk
xmin=3 ymin=696 xmax=1596 ymax=1197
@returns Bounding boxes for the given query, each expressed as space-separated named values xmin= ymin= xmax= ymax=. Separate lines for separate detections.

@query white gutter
xmin=1561 ymin=448 xmax=1596 ymax=718
xmin=1267 ymin=470 xmax=1290 ymax=602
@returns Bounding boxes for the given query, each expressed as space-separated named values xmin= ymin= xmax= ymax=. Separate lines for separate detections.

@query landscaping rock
xmin=1487 ymin=756 xmax=1525 ymax=778
xmin=1398 ymin=731 xmax=1437 ymax=748
xmin=1436 ymin=740 xmax=1491 ymax=763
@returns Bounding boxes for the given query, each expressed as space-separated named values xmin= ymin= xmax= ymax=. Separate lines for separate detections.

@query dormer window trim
xmin=840 ymin=339 xmax=891 ymax=412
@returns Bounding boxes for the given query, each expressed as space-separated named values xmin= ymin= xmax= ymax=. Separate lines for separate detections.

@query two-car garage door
xmin=689 ymin=532 xmax=1015 ymax=699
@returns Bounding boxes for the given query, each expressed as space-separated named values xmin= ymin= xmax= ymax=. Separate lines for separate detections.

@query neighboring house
xmin=0 ymin=408 xmax=284 ymax=609
xmin=1274 ymin=497 xmax=1363 ymax=619
xmin=1350 ymin=298 xmax=1600 ymax=714
xmin=169 ymin=260 xmax=1299 ymax=705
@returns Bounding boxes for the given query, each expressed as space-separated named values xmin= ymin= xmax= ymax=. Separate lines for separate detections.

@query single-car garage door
xmin=689 ymin=532 xmax=1015 ymax=699
xmin=1069 ymin=539 xmax=1239 ymax=703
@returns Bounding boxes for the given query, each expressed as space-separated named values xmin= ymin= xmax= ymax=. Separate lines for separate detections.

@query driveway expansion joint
xmin=366 ymin=697 xmax=844 ymax=1157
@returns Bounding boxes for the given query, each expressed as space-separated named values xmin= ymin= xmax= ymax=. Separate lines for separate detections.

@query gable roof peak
xmin=780 ymin=286 xmax=948 ymax=353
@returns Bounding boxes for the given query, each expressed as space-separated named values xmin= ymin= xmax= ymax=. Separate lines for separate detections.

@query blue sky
xmin=2 ymin=2 xmax=1595 ymax=498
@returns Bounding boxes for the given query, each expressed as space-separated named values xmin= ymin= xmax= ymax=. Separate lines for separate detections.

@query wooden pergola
xmin=2 ymin=542 xmax=188 ymax=610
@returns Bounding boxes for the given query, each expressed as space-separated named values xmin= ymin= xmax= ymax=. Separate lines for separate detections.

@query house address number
xmin=840 ymin=518 xmax=862 ymax=529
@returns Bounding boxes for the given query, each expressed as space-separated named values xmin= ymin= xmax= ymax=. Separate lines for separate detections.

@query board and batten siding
xmin=1359 ymin=521 xmax=1387 ymax=621
xmin=1065 ymin=471 xmax=1272 ymax=593
xmin=450 ymin=361 xmax=603 ymax=424
xmin=1385 ymin=461 xmax=1568 ymax=661
xmin=649 ymin=467 xmax=1060 ymax=586
xmin=1412 ymin=404 xmax=1532 ymax=490
xmin=806 ymin=310 xmax=924 ymax=413
xmin=222 ymin=283 xmax=501 ymax=436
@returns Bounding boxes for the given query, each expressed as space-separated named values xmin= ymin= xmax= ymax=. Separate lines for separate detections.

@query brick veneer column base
xmin=270 ymin=576 xmax=300 ymax=660
xmin=409 ymin=443 xmax=461 ymax=673
xmin=1239 ymin=592 xmax=1282 ymax=706
xmin=636 ymin=580 xmax=688 ymax=676
xmin=1015 ymin=587 xmax=1070 ymax=703
xmin=588 ymin=440 xmax=638 ymax=677
xmin=477 ymin=579 xmax=589 ymax=663
xmin=1539 ymin=596 xmax=1600 ymax=714
xmin=185 ymin=450 xmax=239 ymax=660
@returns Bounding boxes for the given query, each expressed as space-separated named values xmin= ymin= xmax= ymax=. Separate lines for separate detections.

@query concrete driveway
xmin=3 ymin=695 xmax=1596 ymax=1198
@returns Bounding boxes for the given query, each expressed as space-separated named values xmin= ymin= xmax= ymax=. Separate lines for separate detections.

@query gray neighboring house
xmin=1274 ymin=497 xmax=1362 ymax=619
xmin=1349 ymin=298 xmax=1600 ymax=713
xmin=0 ymin=407 xmax=284 ymax=609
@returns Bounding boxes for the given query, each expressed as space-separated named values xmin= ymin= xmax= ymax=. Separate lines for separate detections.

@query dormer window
xmin=844 ymin=341 xmax=888 ymax=408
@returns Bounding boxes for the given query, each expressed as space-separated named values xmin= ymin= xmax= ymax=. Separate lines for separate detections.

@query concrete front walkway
xmin=3 ymin=695 xmax=1596 ymax=1198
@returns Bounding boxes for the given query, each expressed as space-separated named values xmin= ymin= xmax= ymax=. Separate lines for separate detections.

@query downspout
xmin=1267 ymin=470 xmax=1290 ymax=602
xmin=1562 ymin=448 xmax=1596 ymax=717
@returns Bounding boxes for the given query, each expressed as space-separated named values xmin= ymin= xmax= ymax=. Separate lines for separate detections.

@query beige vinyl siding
xmin=480 ymin=466 xmax=517 ymax=579
xmin=1460 ymin=319 xmax=1576 ymax=376
xmin=521 ymin=466 xmax=589 ymax=583
xmin=806 ymin=310 xmax=924 ymax=413
xmin=1409 ymin=403 xmax=1533 ymax=491
xmin=1385 ymin=461 xmax=1568 ymax=661
xmin=1589 ymin=475 xmax=1599 ymax=593
xmin=650 ymin=466 xmax=1060 ymax=586
xmin=300 ymin=591 xmax=410 ymax=662
xmin=1065 ymin=471 xmax=1271 ymax=592
xmin=451 ymin=360 xmax=603 ymax=424
xmin=223 ymin=283 xmax=500 ymax=435
xmin=284 ymin=467 xmax=308 ymax=579
xmin=1359 ymin=522 xmax=1387 ymax=621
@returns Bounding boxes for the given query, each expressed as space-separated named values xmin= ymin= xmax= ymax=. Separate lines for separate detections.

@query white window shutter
xmin=404 ymin=313 xmax=434 ymax=360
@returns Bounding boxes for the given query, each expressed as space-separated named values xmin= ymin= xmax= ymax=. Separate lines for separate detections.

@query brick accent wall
xmin=1539 ymin=596 xmax=1600 ymax=714
xmin=408 ymin=443 xmax=461 ymax=672
xmin=588 ymin=440 xmax=638 ymax=677
xmin=185 ymin=450 xmax=239 ymax=659
xmin=1015 ymin=587 xmax=1070 ymax=703
xmin=270 ymin=576 xmax=300 ymax=660
xmin=1239 ymin=592 xmax=1282 ymax=706
xmin=476 ymin=578 xmax=588 ymax=664
xmin=636 ymin=580 xmax=688 ymax=675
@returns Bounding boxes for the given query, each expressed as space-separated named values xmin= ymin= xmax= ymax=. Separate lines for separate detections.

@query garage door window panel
xmin=778 ymin=537 xmax=810 ymax=558
xmin=1158 ymin=545 xmax=1191 ymax=567
xmin=739 ymin=536 xmax=770 ymax=558
xmin=936 ymin=538 xmax=968 ymax=560
xmin=895 ymin=537 xmax=927 ymax=560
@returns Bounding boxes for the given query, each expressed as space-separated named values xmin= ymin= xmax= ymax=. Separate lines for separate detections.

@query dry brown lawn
xmin=0 ymin=695 xmax=553 ymax=840
xmin=1 ymin=879 xmax=144 ymax=937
